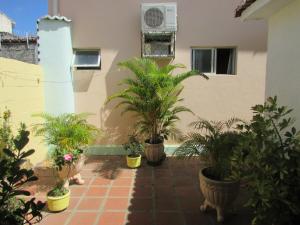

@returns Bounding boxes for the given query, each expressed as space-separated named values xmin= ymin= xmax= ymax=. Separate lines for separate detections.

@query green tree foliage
xmin=0 ymin=109 xmax=13 ymax=158
xmin=0 ymin=124 xmax=45 ymax=225
xmin=231 ymin=96 xmax=300 ymax=225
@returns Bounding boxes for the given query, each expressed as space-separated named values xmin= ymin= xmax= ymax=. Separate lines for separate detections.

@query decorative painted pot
xmin=199 ymin=167 xmax=240 ymax=222
xmin=47 ymin=189 xmax=70 ymax=212
xmin=126 ymin=154 xmax=141 ymax=168
xmin=57 ymin=155 xmax=86 ymax=180
xmin=144 ymin=142 xmax=165 ymax=163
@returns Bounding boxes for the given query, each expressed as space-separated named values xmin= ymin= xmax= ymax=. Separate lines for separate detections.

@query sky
xmin=0 ymin=0 xmax=48 ymax=35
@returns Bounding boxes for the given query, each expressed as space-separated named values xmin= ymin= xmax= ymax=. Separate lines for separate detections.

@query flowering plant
xmin=33 ymin=113 xmax=100 ymax=190
xmin=51 ymin=148 xmax=83 ymax=171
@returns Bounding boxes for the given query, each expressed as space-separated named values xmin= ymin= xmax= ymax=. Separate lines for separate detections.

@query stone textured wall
xmin=0 ymin=32 xmax=38 ymax=64
xmin=0 ymin=42 xmax=37 ymax=64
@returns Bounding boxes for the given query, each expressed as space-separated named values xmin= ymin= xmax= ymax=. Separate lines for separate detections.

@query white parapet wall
xmin=266 ymin=0 xmax=300 ymax=129
xmin=37 ymin=16 xmax=75 ymax=115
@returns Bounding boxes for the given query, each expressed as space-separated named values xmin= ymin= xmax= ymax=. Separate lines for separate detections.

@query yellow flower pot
xmin=47 ymin=189 xmax=70 ymax=212
xmin=126 ymin=155 xmax=141 ymax=168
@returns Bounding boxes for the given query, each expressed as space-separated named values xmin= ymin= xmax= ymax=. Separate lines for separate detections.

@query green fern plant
xmin=32 ymin=113 xmax=99 ymax=150
xmin=174 ymin=118 xmax=242 ymax=180
xmin=106 ymin=58 xmax=208 ymax=144
xmin=32 ymin=113 xmax=100 ymax=168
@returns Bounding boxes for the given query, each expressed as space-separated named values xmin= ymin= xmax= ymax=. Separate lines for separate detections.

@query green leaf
xmin=13 ymin=190 xmax=31 ymax=196
xmin=21 ymin=149 xmax=35 ymax=158
xmin=3 ymin=148 xmax=15 ymax=158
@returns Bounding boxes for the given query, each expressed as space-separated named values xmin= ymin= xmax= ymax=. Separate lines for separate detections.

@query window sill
xmin=201 ymin=73 xmax=237 ymax=77
xmin=74 ymin=67 xmax=101 ymax=71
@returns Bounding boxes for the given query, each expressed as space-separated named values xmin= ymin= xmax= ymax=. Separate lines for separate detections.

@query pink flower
xmin=64 ymin=154 xmax=73 ymax=161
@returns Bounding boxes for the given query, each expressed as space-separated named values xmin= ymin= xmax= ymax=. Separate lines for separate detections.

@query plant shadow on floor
xmin=33 ymin=156 xmax=253 ymax=224
xmin=124 ymin=157 xmax=253 ymax=225
xmin=85 ymin=155 xmax=129 ymax=179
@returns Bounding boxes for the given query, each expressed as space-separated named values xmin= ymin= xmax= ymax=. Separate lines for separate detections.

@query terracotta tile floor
xmin=30 ymin=156 xmax=252 ymax=225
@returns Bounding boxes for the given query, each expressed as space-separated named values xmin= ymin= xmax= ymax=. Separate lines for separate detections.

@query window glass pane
xmin=193 ymin=49 xmax=212 ymax=73
xmin=74 ymin=51 xmax=99 ymax=66
xmin=216 ymin=48 xmax=235 ymax=75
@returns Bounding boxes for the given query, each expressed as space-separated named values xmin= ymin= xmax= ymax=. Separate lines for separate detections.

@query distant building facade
xmin=0 ymin=12 xmax=15 ymax=34
xmin=0 ymin=12 xmax=38 ymax=64
xmin=0 ymin=32 xmax=38 ymax=64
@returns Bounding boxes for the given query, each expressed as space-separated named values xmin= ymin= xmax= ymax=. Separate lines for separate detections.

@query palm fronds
xmin=32 ymin=113 xmax=100 ymax=150
xmin=174 ymin=117 xmax=244 ymax=179
xmin=106 ymin=58 xmax=208 ymax=144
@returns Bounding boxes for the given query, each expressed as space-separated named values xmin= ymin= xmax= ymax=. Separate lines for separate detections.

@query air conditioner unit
xmin=141 ymin=3 xmax=177 ymax=33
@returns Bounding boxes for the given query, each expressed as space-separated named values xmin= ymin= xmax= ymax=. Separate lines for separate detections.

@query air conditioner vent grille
xmin=144 ymin=8 xmax=164 ymax=28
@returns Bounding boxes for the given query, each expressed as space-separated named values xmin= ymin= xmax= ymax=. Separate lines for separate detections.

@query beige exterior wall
xmin=0 ymin=13 xmax=14 ymax=34
xmin=51 ymin=0 xmax=267 ymax=144
xmin=0 ymin=57 xmax=47 ymax=165
xmin=266 ymin=0 xmax=300 ymax=128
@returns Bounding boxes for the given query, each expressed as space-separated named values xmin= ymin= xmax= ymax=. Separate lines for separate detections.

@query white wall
xmin=266 ymin=0 xmax=300 ymax=128
xmin=38 ymin=18 xmax=75 ymax=115
xmin=0 ymin=13 xmax=13 ymax=34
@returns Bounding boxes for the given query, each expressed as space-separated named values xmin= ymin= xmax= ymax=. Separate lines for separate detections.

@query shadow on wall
xmin=101 ymin=53 xmax=173 ymax=145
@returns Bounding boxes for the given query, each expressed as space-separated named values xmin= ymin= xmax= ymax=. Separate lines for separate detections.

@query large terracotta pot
xmin=199 ymin=167 xmax=240 ymax=222
xmin=144 ymin=142 xmax=165 ymax=163
xmin=57 ymin=155 xmax=86 ymax=181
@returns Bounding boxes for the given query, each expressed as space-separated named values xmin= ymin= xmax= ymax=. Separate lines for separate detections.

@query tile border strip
xmin=86 ymin=145 xmax=179 ymax=156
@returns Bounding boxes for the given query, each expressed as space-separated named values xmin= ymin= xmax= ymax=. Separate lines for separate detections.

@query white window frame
xmin=73 ymin=49 xmax=101 ymax=68
xmin=192 ymin=47 xmax=236 ymax=75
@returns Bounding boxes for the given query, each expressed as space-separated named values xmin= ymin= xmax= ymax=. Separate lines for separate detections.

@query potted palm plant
xmin=107 ymin=58 xmax=208 ymax=164
xmin=123 ymin=134 xmax=143 ymax=168
xmin=33 ymin=113 xmax=99 ymax=186
xmin=174 ymin=118 xmax=242 ymax=222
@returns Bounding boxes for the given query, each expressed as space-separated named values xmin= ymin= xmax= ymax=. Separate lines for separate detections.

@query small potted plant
xmin=33 ymin=113 xmax=99 ymax=185
xmin=46 ymin=183 xmax=70 ymax=212
xmin=123 ymin=135 xmax=143 ymax=168
xmin=174 ymin=118 xmax=242 ymax=222
xmin=46 ymin=150 xmax=79 ymax=212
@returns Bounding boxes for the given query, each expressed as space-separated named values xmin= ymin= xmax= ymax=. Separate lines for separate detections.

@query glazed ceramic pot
xmin=126 ymin=154 xmax=142 ymax=168
xmin=47 ymin=189 xmax=70 ymax=212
